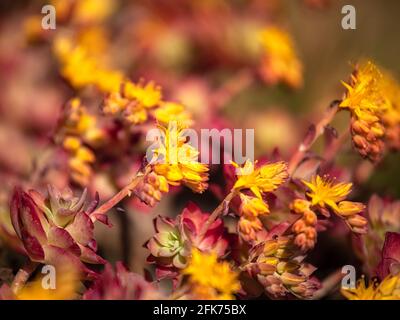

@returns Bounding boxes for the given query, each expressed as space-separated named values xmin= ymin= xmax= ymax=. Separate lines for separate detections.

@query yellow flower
xmin=53 ymin=36 xmax=123 ymax=93
xmin=57 ymin=98 xmax=104 ymax=186
xmin=342 ymin=275 xmax=400 ymax=300
xmin=258 ymin=27 xmax=303 ymax=88
xmin=239 ymin=193 xmax=269 ymax=218
xmin=233 ymin=160 xmax=288 ymax=199
xmin=340 ymin=61 xmax=385 ymax=114
xmin=182 ymin=249 xmax=240 ymax=300
xmin=340 ymin=61 xmax=387 ymax=162
xmin=154 ymin=102 xmax=193 ymax=127
xmin=151 ymin=122 xmax=209 ymax=193
xmin=303 ymin=175 xmax=352 ymax=211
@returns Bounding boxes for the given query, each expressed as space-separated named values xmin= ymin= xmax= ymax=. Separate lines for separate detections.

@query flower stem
xmin=11 ymin=261 xmax=39 ymax=295
xmin=198 ymin=190 xmax=237 ymax=239
xmin=91 ymin=166 xmax=150 ymax=217
xmin=288 ymin=100 xmax=340 ymax=176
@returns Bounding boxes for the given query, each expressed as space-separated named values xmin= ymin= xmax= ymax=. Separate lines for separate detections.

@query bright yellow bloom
xmin=71 ymin=0 xmax=115 ymax=25
xmin=340 ymin=61 xmax=387 ymax=162
xmin=258 ymin=27 xmax=303 ymax=88
xmin=342 ymin=275 xmax=400 ymax=300
xmin=154 ymin=102 xmax=193 ymax=127
xmin=303 ymin=175 xmax=352 ymax=211
xmin=183 ymin=249 xmax=240 ymax=300
xmin=151 ymin=122 xmax=209 ymax=193
xmin=239 ymin=193 xmax=269 ymax=218
xmin=233 ymin=160 xmax=288 ymax=199
xmin=340 ymin=61 xmax=385 ymax=114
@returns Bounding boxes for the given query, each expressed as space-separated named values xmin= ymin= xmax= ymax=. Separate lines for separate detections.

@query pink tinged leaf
xmin=43 ymin=245 xmax=98 ymax=280
xmin=154 ymin=216 xmax=176 ymax=233
xmin=79 ymin=244 xmax=106 ymax=264
xmin=376 ymin=232 xmax=400 ymax=279
xmin=10 ymin=187 xmax=23 ymax=239
xmin=47 ymin=226 xmax=81 ymax=256
xmin=65 ymin=211 xmax=94 ymax=246
xmin=20 ymin=229 xmax=45 ymax=261
xmin=91 ymin=213 xmax=113 ymax=227
xmin=18 ymin=191 xmax=48 ymax=244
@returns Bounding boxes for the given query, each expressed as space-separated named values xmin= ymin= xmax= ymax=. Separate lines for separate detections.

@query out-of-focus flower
xmin=243 ymin=235 xmax=320 ymax=299
xmin=103 ymin=80 xmax=162 ymax=125
xmin=182 ymin=249 xmax=240 ymax=300
xmin=342 ymin=274 xmax=400 ymax=300
xmin=302 ymin=175 xmax=367 ymax=234
xmin=381 ymin=72 xmax=400 ymax=151
xmin=146 ymin=203 xmax=228 ymax=281
xmin=10 ymin=186 xmax=105 ymax=278
xmin=150 ymin=121 xmax=209 ymax=193
xmin=56 ymin=98 xmax=105 ymax=186
xmin=233 ymin=160 xmax=288 ymax=199
xmin=103 ymin=80 xmax=192 ymax=127
xmin=0 ymin=262 xmax=80 ymax=300
xmin=340 ymin=61 xmax=386 ymax=162
xmin=258 ymin=27 xmax=303 ymax=89
xmin=53 ymin=36 xmax=123 ymax=93
xmin=83 ymin=262 xmax=161 ymax=300
xmin=18 ymin=263 xmax=79 ymax=300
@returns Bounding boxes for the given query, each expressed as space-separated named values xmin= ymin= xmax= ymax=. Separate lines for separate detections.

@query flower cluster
xmin=243 ymin=234 xmax=321 ymax=299
xmin=340 ymin=61 xmax=400 ymax=162
xmin=103 ymin=80 xmax=192 ymax=126
xmin=56 ymin=98 xmax=105 ymax=186
xmin=140 ymin=122 xmax=209 ymax=203
xmin=182 ymin=249 xmax=240 ymax=300
xmin=258 ymin=27 xmax=303 ymax=89
xmin=233 ymin=160 xmax=288 ymax=243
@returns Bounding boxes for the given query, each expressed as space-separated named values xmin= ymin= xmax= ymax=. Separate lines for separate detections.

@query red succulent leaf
xmin=376 ymin=232 xmax=400 ymax=280
xmin=47 ymin=226 xmax=81 ymax=257
xmin=65 ymin=211 xmax=94 ymax=246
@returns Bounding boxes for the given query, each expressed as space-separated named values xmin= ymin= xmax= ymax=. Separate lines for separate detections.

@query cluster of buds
xmin=340 ymin=61 xmax=387 ymax=162
xmin=146 ymin=203 xmax=228 ymax=281
xmin=83 ymin=262 xmax=161 ymax=300
xmin=290 ymin=199 xmax=318 ymax=251
xmin=258 ymin=26 xmax=303 ymax=89
xmin=133 ymin=171 xmax=169 ymax=207
xmin=243 ymin=235 xmax=320 ymax=299
xmin=103 ymin=80 xmax=192 ymax=126
xmin=238 ymin=194 xmax=268 ymax=243
xmin=233 ymin=160 xmax=288 ymax=244
xmin=10 ymin=186 xmax=106 ymax=279
xmin=56 ymin=98 xmax=105 ymax=186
